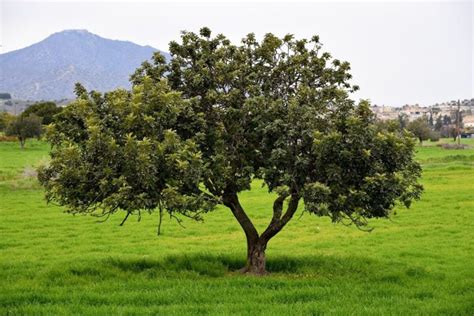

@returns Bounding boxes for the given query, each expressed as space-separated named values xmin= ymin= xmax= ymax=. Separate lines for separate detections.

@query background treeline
xmin=376 ymin=111 xmax=467 ymax=145
xmin=0 ymin=102 xmax=62 ymax=148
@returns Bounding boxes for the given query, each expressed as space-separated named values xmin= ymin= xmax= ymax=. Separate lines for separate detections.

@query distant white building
xmin=464 ymin=115 xmax=474 ymax=129
xmin=399 ymin=104 xmax=430 ymax=121
xmin=370 ymin=105 xmax=398 ymax=121
xmin=370 ymin=99 xmax=473 ymax=123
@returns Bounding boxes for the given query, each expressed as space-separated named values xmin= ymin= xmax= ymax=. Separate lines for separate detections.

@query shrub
xmin=429 ymin=131 xmax=441 ymax=142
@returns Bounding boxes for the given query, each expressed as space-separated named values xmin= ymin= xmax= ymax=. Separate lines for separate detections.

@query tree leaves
xmin=40 ymin=28 xmax=423 ymax=235
xmin=38 ymin=79 xmax=217 ymax=229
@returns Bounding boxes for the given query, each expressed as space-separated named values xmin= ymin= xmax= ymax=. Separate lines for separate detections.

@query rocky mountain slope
xmin=0 ymin=30 xmax=168 ymax=100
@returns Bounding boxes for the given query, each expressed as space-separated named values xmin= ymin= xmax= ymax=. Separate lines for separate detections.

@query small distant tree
xmin=439 ymin=125 xmax=452 ymax=138
xmin=22 ymin=101 xmax=62 ymax=125
xmin=434 ymin=115 xmax=443 ymax=131
xmin=451 ymin=127 xmax=458 ymax=142
xmin=429 ymin=131 xmax=441 ymax=142
xmin=398 ymin=113 xmax=409 ymax=131
xmin=407 ymin=117 xmax=432 ymax=144
xmin=0 ymin=112 xmax=15 ymax=132
xmin=39 ymin=29 xmax=423 ymax=275
xmin=0 ymin=93 xmax=12 ymax=100
xmin=453 ymin=110 xmax=463 ymax=125
xmin=443 ymin=115 xmax=451 ymax=125
xmin=6 ymin=114 xmax=42 ymax=148
xmin=428 ymin=112 xmax=434 ymax=127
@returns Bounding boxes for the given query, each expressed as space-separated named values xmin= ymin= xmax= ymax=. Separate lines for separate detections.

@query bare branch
xmin=119 ymin=211 xmax=131 ymax=226
xmin=169 ymin=213 xmax=186 ymax=229
xmin=157 ymin=202 xmax=163 ymax=236
xmin=95 ymin=212 xmax=112 ymax=223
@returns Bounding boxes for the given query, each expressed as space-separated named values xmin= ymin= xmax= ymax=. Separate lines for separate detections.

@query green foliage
xmin=39 ymin=80 xmax=216 ymax=229
xmin=41 ymin=28 xmax=423 ymax=272
xmin=443 ymin=115 xmax=451 ymax=125
xmin=407 ymin=117 xmax=432 ymax=144
xmin=6 ymin=114 xmax=42 ymax=148
xmin=21 ymin=101 xmax=62 ymax=125
xmin=131 ymin=28 xmax=420 ymax=230
xmin=0 ymin=112 xmax=15 ymax=132
xmin=74 ymin=82 xmax=88 ymax=98
xmin=305 ymin=104 xmax=422 ymax=225
xmin=434 ymin=115 xmax=443 ymax=131
xmin=429 ymin=131 xmax=441 ymax=142
xmin=398 ymin=113 xmax=409 ymax=130
xmin=374 ymin=118 xmax=402 ymax=133
xmin=0 ymin=92 xmax=11 ymax=100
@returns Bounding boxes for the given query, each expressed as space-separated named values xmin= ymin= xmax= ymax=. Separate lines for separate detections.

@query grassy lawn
xmin=0 ymin=138 xmax=473 ymax=315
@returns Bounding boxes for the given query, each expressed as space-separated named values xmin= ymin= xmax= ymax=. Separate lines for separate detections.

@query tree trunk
xmin=20 ymin=138 xmax=25 ymax=149
xmin=223 ymin=191 xmax=300 ymax=275
xmin=242 ymin=239 xmax=267 ymax=275
xmin=222 ymin=192 xmax=264 ymax=274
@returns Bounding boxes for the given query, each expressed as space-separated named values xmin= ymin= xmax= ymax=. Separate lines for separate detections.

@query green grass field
xmin=1 ymin=139 xmax=473 ymax=315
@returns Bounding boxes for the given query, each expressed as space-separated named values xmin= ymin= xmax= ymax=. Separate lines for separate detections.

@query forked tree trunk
xmin=223 ymin=190 xmax=300 ymax=275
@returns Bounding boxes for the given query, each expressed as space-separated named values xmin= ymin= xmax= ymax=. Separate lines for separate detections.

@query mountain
xmin=0 ymin=30 xmax=169 ymax=100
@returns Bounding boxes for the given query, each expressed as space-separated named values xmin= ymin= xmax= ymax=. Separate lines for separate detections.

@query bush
xmin=429 ymin=131 xmax=441 ymax=142
xmin=0 ymin=112 xmax=15 ymax=132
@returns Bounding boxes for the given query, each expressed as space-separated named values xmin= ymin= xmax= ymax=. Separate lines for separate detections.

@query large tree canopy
xmin=40 ymin=28 xmax=423 ymax=274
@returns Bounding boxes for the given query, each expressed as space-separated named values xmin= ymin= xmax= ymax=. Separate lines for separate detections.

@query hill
xmin=0 ymin=30 xmax=168 ymax=100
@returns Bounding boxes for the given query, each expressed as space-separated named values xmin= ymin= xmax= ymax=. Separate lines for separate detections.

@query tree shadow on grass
xmin=98 ymin=253 xmax=382 ymax=278
xmin=41 ymin=252 xmax=433 ymax=287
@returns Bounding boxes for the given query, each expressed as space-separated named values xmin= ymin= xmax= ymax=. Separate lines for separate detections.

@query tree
xmin=397 ymin=113 xmax=409 ymax=131
xmin=0 ymin=93 xmax=11 ymax=100
xmin=39 ymin=28 xmax=423 ymax=274
xmin=429 ymin=131 xmax=441 ymax=142
xmin=434 ymin=115 xmax=443 ymax=131
xmin=22 ymin=101 xmax=62 ymax=125
xmin=428 ymin=112 xmax=434 ymax=127
xmin=407 ymin=117 xmax=432 ymax=144
xmin=454 ymin=100 xmax=462 ymax=145
xmin=443 ymin=115 xmax=451 ymax=125
xmin=0 ymin=112 xmax=15 ymax=132
xmin=6 ymin=114 xmax=42 ymax=148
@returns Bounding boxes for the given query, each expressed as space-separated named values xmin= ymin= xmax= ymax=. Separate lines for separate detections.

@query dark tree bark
xmin=243 ymin=240 xmax=267 ymax=274
xmin=223 ymin=191 xmax=300 ymax=275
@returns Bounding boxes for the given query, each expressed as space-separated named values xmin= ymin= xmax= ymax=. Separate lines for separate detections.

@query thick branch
xmin=222 ymin=192 xmax=259 ymax=245
xmin=260 ymin=193 xmax=288 ymax=239
xmin=260 ymin=194 xmax=300 ymax=243
xmin=271 ymin=194 xmax=288 ymax=223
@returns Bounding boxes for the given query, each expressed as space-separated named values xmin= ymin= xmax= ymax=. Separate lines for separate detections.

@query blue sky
xmin=1 ymin=0 xmax=472 ymax=106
